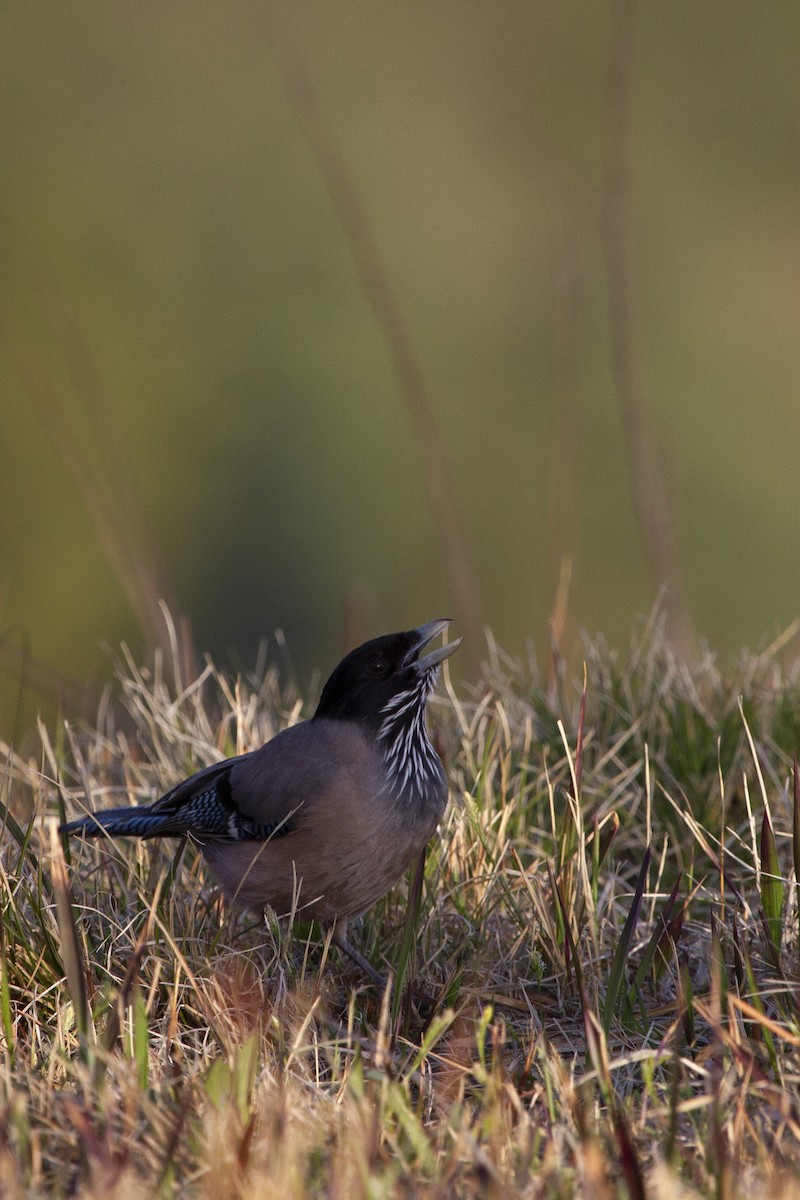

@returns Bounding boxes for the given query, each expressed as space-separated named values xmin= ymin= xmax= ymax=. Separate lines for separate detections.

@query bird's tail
xmin=60 ymin=807 xmax=185 ymax=840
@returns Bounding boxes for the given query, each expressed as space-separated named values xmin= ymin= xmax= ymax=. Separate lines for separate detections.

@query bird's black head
xmin=313 ymin=619 xmax=461 ymax=730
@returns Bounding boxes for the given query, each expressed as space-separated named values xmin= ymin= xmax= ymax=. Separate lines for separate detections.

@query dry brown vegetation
xmin=2 ymin=619 xmax=800 ymax=1196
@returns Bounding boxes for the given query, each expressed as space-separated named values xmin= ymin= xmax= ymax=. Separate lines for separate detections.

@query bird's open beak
xmin=407 ymin=618 xmax=463 ymax=672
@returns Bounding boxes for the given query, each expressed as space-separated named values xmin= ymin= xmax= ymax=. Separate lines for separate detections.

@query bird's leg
xmin=331 ymin=924 xmax=437 ymax=1014
xmin=332 ymin=922 xmax=388 ymax=989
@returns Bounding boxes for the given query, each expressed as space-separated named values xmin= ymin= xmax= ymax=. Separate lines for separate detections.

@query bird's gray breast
xmin=200 ymin=718 xmax=444 ymax=920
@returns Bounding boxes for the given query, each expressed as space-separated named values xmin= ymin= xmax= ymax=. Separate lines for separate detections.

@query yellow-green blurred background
xmin=2 ymin=2 xmax=799 ymax=736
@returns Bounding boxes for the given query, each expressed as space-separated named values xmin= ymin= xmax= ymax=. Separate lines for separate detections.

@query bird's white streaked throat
xmin=377 ymin=668 xmax=445 ymax=801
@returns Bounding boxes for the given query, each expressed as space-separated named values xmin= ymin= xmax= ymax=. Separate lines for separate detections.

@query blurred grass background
xmin=2 ymin=1 xmax=799 ymax=739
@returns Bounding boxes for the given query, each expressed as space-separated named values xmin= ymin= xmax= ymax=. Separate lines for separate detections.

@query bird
xmin=62 ymin=619 xmax=461 ymax=983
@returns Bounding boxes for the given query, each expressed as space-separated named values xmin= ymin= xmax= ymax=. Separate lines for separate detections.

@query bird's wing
xmin=146 ymin=751 xmax=284 ymax=840
xmin=63 ymin=718 xmax=382 ymax=842
xmin=221 ymin=718 xmax=383 ymax=833
xmin=146 ymin=724 xmax=333 ymax=840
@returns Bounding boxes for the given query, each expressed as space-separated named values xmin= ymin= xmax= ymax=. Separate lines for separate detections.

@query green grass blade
xmin=0 ymin=914 xmax=14 ymax=1067
xmin=550 ymin=862 xmax=585 ymax=999
xmin=679 ymin=956 xmax=695 ymax=1046
xmin=739 ymin=936 xmax=779 ymax=1078
xmin=391 ymin=847 xmax=426 ymax=1030
xmin=760 ymin=809 xmax=783 ymax=962
xmin=233 ymin=1033 xmax=260 ymax=1125
xmin=631 ymin=872 xmax=681 ymax=997
xmin=0 ymin=793 xmax=53 ymax=900
xmin=603 ymin=845 xmax=651 ymax=1033
xmin=793 ymin=755 xmax=800 ymax=949
xmin=710 ymin=911 xmax=729 ymax=1018
xmin=133 ymin=985 xmax=149 ymax=1091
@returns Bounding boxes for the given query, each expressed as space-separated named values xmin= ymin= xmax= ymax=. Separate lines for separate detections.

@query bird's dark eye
xmin=366 ymin=654 xmax=388 ymax=675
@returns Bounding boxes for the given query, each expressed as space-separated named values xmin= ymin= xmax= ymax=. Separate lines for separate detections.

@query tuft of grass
xmin=2 ymin=621 xmax=800 ymax=1195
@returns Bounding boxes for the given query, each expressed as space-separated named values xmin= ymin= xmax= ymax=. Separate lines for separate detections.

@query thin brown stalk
xmin=1 ymin=311 xmax=190 ymax=680
xmin=284 ymin=61 xmax=484 ymax=673
xmin=48 ymin=296 xmax=194 ymax=687
xmin=602 ymin=0 xmax=695 ymax=659
xmin=546 ymin=221 xmax=583 ymax=689
xmin=0 ymin=637 xmax=102 ymax=728
xmin=5 ymin=620 xmax=800 ymax=1191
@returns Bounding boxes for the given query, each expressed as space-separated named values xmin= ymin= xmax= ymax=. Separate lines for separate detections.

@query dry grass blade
xmin=49 ymin=826 xmax=90 ymax=1050
xmin=727 ymin=993 xmax=800 ymax=1051
xmin=596 ymin=809 xmax=621 ymax=867
xmin=583 ymin=1003 xmax=613 ymax=1106
xmin=98 ymin=881 xmax=161 ymax=1061
xmin=2 ymin=622 xmax=800 ymax=1194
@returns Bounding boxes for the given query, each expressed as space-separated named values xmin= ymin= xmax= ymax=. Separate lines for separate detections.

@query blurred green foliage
xmin=2 ymin=2 xmax=799 ymax=740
